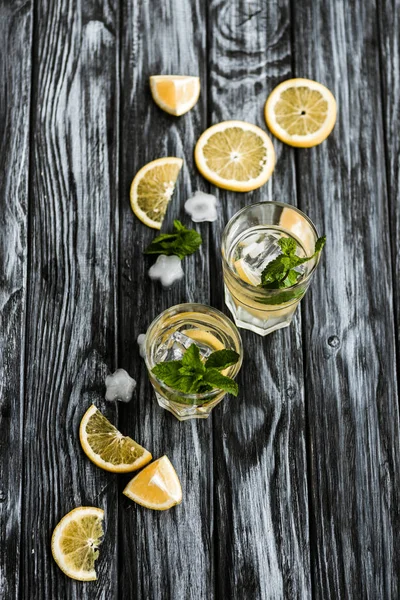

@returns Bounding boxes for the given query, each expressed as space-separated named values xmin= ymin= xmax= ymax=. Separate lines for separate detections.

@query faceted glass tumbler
xmin=144 ymin=303 xmax=243 ymax=421
xmin=221 ymin=202 xmax=321 ymax=336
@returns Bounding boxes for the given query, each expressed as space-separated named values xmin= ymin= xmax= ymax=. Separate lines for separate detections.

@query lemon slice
xmin=80 ymin=405 xmax=152 ymax=473
xmin=150 ymin=75 xmax=200 ymax=116
xmin=123 ymin=455 xmax=182 ymax=510
xmin=194 ymin=121 xmax=276 ymax=192
xmin=51 ymin=507 xmax=104 ymax=581
xmin=265 ymin=78 xmax=337 ymax=147
xmin=184 ymin=329 xmax=224 ymax=351
xmin=233 ymin=259 xmax=259 ymax=286
xmin=130 ymin=157 xmax=183 ymax=229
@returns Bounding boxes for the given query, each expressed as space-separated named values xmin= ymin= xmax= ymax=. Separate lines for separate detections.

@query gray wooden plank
xmin=118 ymin=1 xmax=213 ymax=599
xmin=377 ymin=0 xmax=400 ymax=363
xmin=0 ymin=1 xmax=33 ymax=598
xmin=20 ymin=1 xmax=120 ymax=598
xmin=207 ymin=1 xmax=311 ymax=598
xmin=292 ymin=0 xmax=400 ymax=598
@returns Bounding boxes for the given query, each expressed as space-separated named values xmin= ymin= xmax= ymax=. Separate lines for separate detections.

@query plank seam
xmin=289 ymin=0 xmax=316 ymax=597
xmin=375 ymin=0 xmax=400 ymax=407
xmin=204 ymin=1 xmax=217 ymax=596
xmin=115 ymin=0 xmax=125 ymax=596
xmin=114 ymin=0 xmax=122 ymax=596
xmin=18 ymin=0 xmax=37 ymax=597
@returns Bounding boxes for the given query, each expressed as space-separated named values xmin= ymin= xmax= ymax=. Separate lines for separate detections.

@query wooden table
xmin=1 ymin=0 xmax=399 ymax=598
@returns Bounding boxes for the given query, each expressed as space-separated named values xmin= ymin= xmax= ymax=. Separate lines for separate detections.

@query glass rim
xmin=144 ymin=302 xmax=243 ymax=403
xmin=221 ymin=201 xmax=321 ymax=297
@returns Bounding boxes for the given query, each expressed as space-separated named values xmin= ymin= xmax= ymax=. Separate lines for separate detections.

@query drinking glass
xmin=144 ymin=303 xmax=243 ymax=420
xmin=221 ymin=201 xmax=322 ymax=336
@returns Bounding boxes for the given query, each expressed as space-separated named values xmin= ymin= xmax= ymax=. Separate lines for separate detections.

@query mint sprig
xmin=144 ymin=220 xmax=202 ymax=260
xmin=152 ymin=344 xmax=240 ymax=397
xmin=260 ymin=235 xmax=326 ymax=290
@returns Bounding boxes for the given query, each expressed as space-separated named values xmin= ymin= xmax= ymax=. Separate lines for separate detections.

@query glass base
xmin=224 ymin=287 xmax=297 ymax=336
xmin=155 ymin=392 xmax=219 ymax=421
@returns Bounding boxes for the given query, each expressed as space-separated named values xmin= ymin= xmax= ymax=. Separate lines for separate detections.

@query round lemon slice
xmin=130 ymin=157 xmax=183 ymax=229
xmin=80 ymin=405 xmax=152 ymax=473
xmin=265 ymin=78 xmax=337 ymax=147
xmin=51 ymin=507 xmax=104 ymax=581
xmin=150 ymin=75 xmax=200 ymax=116
xmin=194 ymin=121 xmax=276 ymax=192
xmin=123 ymin=455 xmax=182 ymax=511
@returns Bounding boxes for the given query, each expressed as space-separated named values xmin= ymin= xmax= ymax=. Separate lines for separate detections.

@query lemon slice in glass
xmin=51 ymin=507 xmax=104 ymax=581
xmin=150 ymin=75 xmax=200 ymax=116
xmin=79 ymin=405 xmax=152 ymax=473
xmin=265 ymin=78 xmax=337 ymax=147
xmin=233 ymin=258 xmax=259 ymax=286
xmin=130 ymin=157 xmax=183 ymax=229
xmin=123 ymin=455 xmax=182 ymax=511
xmin=194 ymin=121 xmax=276 ymax=192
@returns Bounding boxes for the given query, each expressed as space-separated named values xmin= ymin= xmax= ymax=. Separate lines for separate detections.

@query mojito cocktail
xmin=144 ymin=303 xmax=243 ymax=420
xmin=222 ymin=202 xmax=324 ymax=336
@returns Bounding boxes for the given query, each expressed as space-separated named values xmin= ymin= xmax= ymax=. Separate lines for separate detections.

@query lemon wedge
xmin=123 ymin=456 xmax=182 ymax=511
xmin=150 ymin=75 xmax=200 ymax=116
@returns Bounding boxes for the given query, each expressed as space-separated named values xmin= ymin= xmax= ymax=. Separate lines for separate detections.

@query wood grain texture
xmin=207 ymin=1 xmax=311 ymax=598
xmin=377 ymin=0 xmax=400 ymax=361
xmin=20 ymin=1 xmax=119 ymax=598
xmin=2 ymin=0 xmax=400 ymax=597
xmin=0 ymin=1 xmax=32 ymax=598
xmin=118 ymin=1 xmax=213 ymax=599
xmin=292 ymin=0 xmax=400 ymax=598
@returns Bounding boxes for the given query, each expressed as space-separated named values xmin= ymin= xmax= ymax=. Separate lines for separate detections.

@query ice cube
xmin=137 ymin=333 xmax=146 ymax=358
xmin=105 ymin=368 xmax=136 ymax=403
xmin=148 ymin=255 xmax=184 ymax=287
xmin=242 ymin=232 xmax=283 ymax=281
xmin=184 ymin=191 xmax=218 ymax=222
xmin=155 ymin=331 xmax=212 ymax=363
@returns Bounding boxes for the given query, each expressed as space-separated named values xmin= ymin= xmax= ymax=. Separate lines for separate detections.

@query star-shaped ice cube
xmin=105 ymin=368 xmax=136 ymax=403
xmin=184 ymin=190 xmax=218 ymax=222
xmin=148 ymin=254 xmax=184 ymax=287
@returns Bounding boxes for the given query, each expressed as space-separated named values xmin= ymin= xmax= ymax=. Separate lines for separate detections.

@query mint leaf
xmin=151 ymin=343 xmax=240 ymax=397
xmin=255 ymin=286 xmax=305 ymax=305
xmin=152 ymin=361 xmax=185 ymax=388
xmin=260 ymin=235 xmax=326 ymax=290
xmin=205 ymin=349 xmax=240 ymax=371
xmin=179 ymin=375 xmax=206 ymax=394
xmin=278 ymin=237 xmax=297 ymax=256
xmin=173 ymin=219 xmax=185 ymax=231
xmin=203 ymin=369 xmax=239 ymax=396
xmin=260 ymin=255 xmax=295 ymax=286
xmin=181 ymin=343 xmax=204 ymax=371
xmin=281 ymin=269 xmax=301 ymax=287
xmin=144 ymin=220 xmax=202 ymax=259
xmin=152 ymin=360 xmax=182 ymax=378
xmin=152 ymin=360 xmax=202 ymax=394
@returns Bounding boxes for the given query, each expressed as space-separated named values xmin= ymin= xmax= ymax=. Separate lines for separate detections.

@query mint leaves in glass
xmin=152 ymin=344 xmax=240 ymax=396
xmin=222 ymin=202 xmax=325 ymax=336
